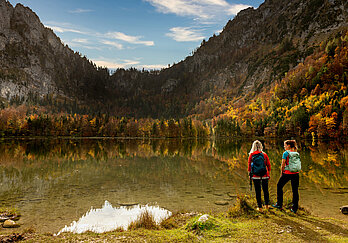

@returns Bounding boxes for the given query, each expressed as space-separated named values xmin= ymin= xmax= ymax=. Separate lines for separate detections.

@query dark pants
xmin=253 ymin=179 xmax=269 ymax=208
xmin=277 ymin=173 xmax=299 ymax=211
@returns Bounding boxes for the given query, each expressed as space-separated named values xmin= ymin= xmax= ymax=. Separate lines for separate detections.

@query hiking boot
xmin=290 ymin=208 xmax=297 ymax=213
xmin=272 ymin=204 xmax=282 ymax=209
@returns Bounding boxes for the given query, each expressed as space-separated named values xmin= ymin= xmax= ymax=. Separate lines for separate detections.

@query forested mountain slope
xmin=107 ymin=0 xmax=348 ymax=117
xmin=0 ymin=0 xmax=347 ymax=123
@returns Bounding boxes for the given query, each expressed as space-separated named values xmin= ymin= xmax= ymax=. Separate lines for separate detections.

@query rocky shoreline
xmin=0 ymin=197 xmax=347 ymax=243
xmin=0 ymin=211 xmax=21 ymax=229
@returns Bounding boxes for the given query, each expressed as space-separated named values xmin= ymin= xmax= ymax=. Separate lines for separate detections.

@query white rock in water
xmin=197 ymin=214 xmax=209 ymax=223
xmin=340 ymin=205 xmax=348 ymax=214
xmin=56 ymin=201 xmax=172 ymax=235
xmin=3 ymin=219 xmax=20 ymax=228
xmin=0 ymin=216 xmax=9 ymax=222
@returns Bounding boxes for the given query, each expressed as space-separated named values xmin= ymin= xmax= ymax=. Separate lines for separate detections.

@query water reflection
xmin=56 ymin=201 xmax=171 ymax=234
xmin=0 ymin=138 xmax=347 ymax=233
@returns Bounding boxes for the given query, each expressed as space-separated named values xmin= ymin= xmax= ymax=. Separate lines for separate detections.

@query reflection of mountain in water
xmin=0 ymin=138 xmax=347 ymax=232
xmin=0 ymin=138 xmax=347 ymax=189
xmin=57 ymin=201 xmax=171 ymax=234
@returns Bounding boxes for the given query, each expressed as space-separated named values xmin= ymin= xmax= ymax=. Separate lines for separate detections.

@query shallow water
xmin=56 ymin=201 xmax=171 ymax=234
xmin=0 ymin=138 xmax=347 ymax=233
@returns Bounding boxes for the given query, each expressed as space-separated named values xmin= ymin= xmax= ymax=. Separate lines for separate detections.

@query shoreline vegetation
xmin=0 ymin=195 xmax=347 ymax=242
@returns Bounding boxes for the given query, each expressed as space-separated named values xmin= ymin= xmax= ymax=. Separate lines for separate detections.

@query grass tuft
xmin=161 ymin=215 xmax=179 ymax=229
xmin=227 ymin=194 xmax=258 ymax=218
xmin=128 ymin=209 xmax=159 ymax=230
xmin=0 ymin=207 xmax=19 ymax=216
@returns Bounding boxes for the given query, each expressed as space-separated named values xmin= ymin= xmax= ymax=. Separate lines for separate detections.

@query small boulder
xmin=2 ymin=219 xmax=20 ymax=228
xmin=197 ymin=214 xmax=209 ymax=223
xmin=340 ymin=205 xmax=348 ymax=214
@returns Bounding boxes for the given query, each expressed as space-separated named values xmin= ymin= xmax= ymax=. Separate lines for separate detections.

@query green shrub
xmin=186 ymin=214 xmax=221 ymax=233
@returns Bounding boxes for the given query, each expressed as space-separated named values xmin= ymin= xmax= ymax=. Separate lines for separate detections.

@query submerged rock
xmin=3 ymin=219 xmax=20 ymax=228
xmin=227 ymin=193 xmax=237 ymax=198
xmin=118 ymin=202 xmax=139 ymax=206
xmin=214 ymin=201 xmax=229 ymax=206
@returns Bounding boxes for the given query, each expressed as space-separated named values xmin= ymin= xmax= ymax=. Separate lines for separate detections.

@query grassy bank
xmin=1 ymin=196 xmax=347 ymax=242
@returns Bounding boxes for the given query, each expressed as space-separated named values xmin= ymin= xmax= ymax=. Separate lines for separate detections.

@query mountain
xmin=0 ymin=0 xmax=347 ymax=118
xmin=0 ymin=0 xmax=110 ymax=111
xmin=110 ymin=0 xmax=348 ymax=117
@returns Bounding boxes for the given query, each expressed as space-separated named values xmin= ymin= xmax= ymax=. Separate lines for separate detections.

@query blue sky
xmin=8 ymin=0 xmax=264 ymax=70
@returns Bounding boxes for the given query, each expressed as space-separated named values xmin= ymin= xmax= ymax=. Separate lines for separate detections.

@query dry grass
xmin=227 ymin=194 xmax=257 ymax=218
xmin=128 ymin=209 xmax=159 ymax=230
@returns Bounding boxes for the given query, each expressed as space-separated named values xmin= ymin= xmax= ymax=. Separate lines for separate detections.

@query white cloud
xmin=145 ymin=0 xmax=209 ymax=19
xmin=166 ymin=27 xmax=205 ymax=42
xmin=72 ymin=38 xmax=89 ymax=44
xmin=227 ymin=4 xmax=251 ymax=15
xmin=198 ymin=0 xmax=228 ymax=6
xmin=101 ymin=40 xmax=124 ymax=50
xmin=69 ymin=8 xmax=93 ymax=14
xmin=92 ymin=58 xmax=166 ymax=70
xmin=92 ymin=59 xmax=140 ymax=69
xmin=45 ymin=22 xmax=154 ymax=49
xmin=105 ymin=32 xmax=154 ymax=46
xmin=141 ymin=64 xmax=167 ymax=70
xmin=64 ymin=40 xmax=102 ymax=51
xmin=144 ymin=0 xmax=251 ymax=20
xmin=46 ymin=25 xmax=87 ymax=35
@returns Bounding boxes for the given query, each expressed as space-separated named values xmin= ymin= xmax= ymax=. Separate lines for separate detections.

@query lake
xmin=0 ymin=138 xmax=347 ymax=233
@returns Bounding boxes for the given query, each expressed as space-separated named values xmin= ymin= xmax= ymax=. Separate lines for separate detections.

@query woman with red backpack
xmin=248 ymin=140 xmax=271 ymax=211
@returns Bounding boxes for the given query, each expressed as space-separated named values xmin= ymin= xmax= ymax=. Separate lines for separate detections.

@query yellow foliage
xmin=325 ymin=117 xmax=335 ymax=130
xmin=88 ymin=149 xmax=95 ymax=158
xmin=90 ymin=117 xmax=96 ymax=127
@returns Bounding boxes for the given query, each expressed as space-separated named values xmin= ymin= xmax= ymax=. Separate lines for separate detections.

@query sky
xmin=8 ymin=0 xmax=264 ymax=70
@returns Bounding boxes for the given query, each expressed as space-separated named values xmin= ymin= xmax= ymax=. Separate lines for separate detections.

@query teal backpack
xmin=285 ymin=151 xmax=301 ymax=172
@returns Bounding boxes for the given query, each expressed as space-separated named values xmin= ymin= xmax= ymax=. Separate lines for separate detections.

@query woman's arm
xmin=281 ymin=159 xmax=286 ymax=173
xmin=264 ymin=153 xmax=271 ymax=172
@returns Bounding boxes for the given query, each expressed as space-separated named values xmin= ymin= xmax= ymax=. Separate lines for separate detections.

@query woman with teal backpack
xmin=272 ymin=140 xmax=301 ymax=213
xmin=248 ymin=140 xmax=271 ymax=211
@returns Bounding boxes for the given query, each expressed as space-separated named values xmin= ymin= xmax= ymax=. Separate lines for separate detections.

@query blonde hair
xmin=249 ymin=140 xmax=263 ymax=154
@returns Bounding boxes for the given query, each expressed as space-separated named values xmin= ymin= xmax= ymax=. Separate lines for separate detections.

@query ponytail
xmin=285 ymin=140 xmax=297 ymax=150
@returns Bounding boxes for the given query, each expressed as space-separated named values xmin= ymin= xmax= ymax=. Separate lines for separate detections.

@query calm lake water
xmin=0 ymin=138 xmax=347 ymax=233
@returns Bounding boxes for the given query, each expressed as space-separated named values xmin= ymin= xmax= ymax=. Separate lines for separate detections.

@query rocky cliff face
xmin=0 ymin=0 xmax=109 ymax=107
xmin=0 ymin=0 xmax=58 ymax=100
